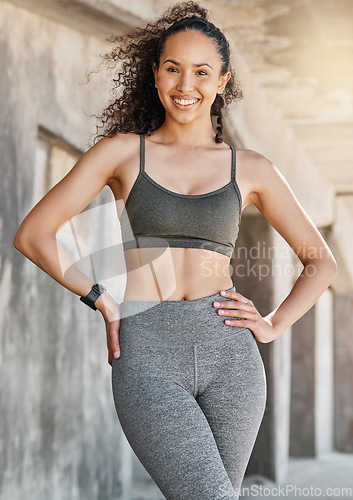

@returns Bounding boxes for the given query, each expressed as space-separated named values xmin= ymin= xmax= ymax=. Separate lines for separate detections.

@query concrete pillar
xmin=290 ymin=286 xmax=335 ymax=459
xmin=326 ymin=220 xmax=353 ymax=453
xmin=315 ymin=288 xmax=334 ymax=456
xmin=333 ymin=292 xmax=353 ymax=453
xmin=290 ymin=306 xmax=316 ymax=456
xmin=290 ymin=287 xmax=335 ymax=457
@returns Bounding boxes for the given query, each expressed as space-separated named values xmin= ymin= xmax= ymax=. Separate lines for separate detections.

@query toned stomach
xmin=122 ymin=246 xmax=233 ymax=301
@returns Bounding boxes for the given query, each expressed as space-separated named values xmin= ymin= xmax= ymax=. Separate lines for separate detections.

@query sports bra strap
xmin=230 ymin=145 xmax=236 ymax=183
xmin=140 ymin=133 xmax=236 ymax=181
xmin=139 ymin=133 xmax=145 ymax=173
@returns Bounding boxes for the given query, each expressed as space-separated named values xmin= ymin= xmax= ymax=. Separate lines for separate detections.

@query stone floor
xmin=131 ymin=451 xmax=353 ymax=500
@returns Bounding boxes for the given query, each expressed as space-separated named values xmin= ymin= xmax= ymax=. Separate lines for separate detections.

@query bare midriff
xmin=122 ymin=246 xmax=233 ymax=301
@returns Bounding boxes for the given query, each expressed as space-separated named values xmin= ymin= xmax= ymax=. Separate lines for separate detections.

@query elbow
xmin=322 ymin=247 xmax=338 ymax=282
xmin=13 ymin=231 xmax=23 ymax=251
xmin=13 ymin=220 xmax=29 ymax=252
xmin=326 ymin=247 xmax=338 ymax=280
xmin=329 ymin=256 xmax=338 ymax=281
xmin=304 ymin=253 xmax=338 ymax=285
xmin=320 ymin=254 xmax=338 ymax=285
xmin=13 ymin=229 xmax=33 ymax=255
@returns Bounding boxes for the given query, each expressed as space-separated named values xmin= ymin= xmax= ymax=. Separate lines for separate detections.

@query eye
xmin=166 ymin=67 xmax=178 ymax=72
xmin=198 ymin=70 xmax=208 ymax=76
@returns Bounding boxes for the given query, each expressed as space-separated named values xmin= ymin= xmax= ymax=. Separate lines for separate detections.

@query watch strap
xmin=80 ymin=283 xmax=107 ymax=310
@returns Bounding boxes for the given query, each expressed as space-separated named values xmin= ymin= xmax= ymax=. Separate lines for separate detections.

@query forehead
xmin=162 ymin=29 xmax=220 ymax=61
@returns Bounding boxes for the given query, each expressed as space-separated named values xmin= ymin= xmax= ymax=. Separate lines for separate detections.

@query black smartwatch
xmin=80 ymin=283 xmax=107 ymax=310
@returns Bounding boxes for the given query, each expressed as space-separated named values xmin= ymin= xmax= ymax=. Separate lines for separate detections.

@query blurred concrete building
xmin=1 ymin=0 xmax=352 ymax=499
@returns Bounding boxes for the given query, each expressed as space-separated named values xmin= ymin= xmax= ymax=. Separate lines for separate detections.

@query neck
xmin=153 ymin=116 xmax=218 ymax=147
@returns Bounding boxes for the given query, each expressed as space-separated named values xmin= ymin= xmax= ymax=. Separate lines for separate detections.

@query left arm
xmin=215 ymin=153 xmax=337 ymax=343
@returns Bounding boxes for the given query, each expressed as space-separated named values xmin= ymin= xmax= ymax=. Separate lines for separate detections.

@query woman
xmin=14 ymin=1 xmax=337 ymax=499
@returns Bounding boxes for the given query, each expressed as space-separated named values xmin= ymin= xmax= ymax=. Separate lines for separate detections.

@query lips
xmin=171 ymin=96 xmax=200 ymax=109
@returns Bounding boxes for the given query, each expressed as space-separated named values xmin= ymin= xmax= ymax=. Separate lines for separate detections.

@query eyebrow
xmin=162 ymin=58 xmax=213 ymax=70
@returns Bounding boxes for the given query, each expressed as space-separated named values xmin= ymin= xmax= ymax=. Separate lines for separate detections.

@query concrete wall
xmin=0 ymin=2 xmax=126 ymax=499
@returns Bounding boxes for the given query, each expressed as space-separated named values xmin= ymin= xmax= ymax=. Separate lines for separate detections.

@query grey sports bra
xmin=119 ymin=134 xmax=242 ymax=258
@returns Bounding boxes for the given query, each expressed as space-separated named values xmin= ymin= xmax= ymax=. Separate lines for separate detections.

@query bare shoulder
xmin=236 ymin=148 xmax=273 ymax=179
xmin=235 ymin=148 xmax=274 ymax=208
xmin=103 ymin=132 xmax=141 ymax=182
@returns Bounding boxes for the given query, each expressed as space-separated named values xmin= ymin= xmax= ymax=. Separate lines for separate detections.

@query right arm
xmin=13 ymin=133 xmax=127 ymax=364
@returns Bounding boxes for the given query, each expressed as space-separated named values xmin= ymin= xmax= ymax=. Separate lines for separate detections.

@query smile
xmin=171 ymin=97 xmax=200 ymax=109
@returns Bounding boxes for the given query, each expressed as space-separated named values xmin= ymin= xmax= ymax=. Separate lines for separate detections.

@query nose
xmin=176 ymin=72 xmax=195 ymax=93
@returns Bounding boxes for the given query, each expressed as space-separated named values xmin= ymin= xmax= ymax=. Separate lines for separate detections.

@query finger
xmin=225 ymin=317 xmax=255 ymax=328
xmin=110 ymin=322 xmax=121 ymax=359
xmin=213 ymin=299 xmax=239 ymax=309
xmin=219 ymin=290 xmax=251 ymax=304
xmin=218 ymin=308 xmax=246 ymax=317
xmin=214 ymin=301 xmax=254 ymax=312
xmin=218 ymin=309 xmax=258 ymax=319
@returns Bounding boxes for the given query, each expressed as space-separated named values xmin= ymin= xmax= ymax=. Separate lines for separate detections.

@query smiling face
xmin=153 ymin=29 xmax=231 ymax=126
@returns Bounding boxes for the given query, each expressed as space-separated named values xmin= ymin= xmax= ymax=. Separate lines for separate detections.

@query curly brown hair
xmin=93 ymin=0 xmax=243 ymax=144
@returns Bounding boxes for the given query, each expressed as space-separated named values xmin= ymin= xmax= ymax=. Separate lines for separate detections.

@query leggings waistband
xmin=119 ymin=285 xmax=236 ymax=318
xmin=118 ymin=285 xmax=251 ymax=345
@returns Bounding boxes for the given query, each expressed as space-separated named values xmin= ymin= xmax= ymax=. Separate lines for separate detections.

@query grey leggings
xmin=111 ymin=286 xmax=267 ymax=500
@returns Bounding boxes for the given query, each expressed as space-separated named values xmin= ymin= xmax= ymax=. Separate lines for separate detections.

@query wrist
xmin=94 ymin=291 xmax=107 ymax=312
xmin=263 ymin=314 xmax=283 ymax=338
xmin=95 ymin=292 xmax=121 ymax=322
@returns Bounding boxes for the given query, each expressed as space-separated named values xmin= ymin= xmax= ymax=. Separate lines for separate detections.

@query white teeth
xmin=173 ymin=97 xmax=198 ymax=106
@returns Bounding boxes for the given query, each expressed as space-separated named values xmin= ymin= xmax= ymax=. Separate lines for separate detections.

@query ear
xmin=217 ymin=70 xmax=231 ymax=94
xmin=152 ymin=62 xmax=158 ymax=88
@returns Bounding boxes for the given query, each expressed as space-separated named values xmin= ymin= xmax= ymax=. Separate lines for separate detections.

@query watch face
xmin=96 ymin=284 xmax=107 ymax=294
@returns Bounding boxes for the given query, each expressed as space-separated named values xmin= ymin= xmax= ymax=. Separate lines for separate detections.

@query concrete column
xmin=333 ymin=292 xmax=353 ymax=453
xmin=327 ymin=219 xmax=353 ymax=453
xmin=290 ymin=306 xmax=316 ymax=456
xmin=315 ymin=288 xmax=334 ymax=456
xmin=290 ymin=286 xmax=335 ymax=457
